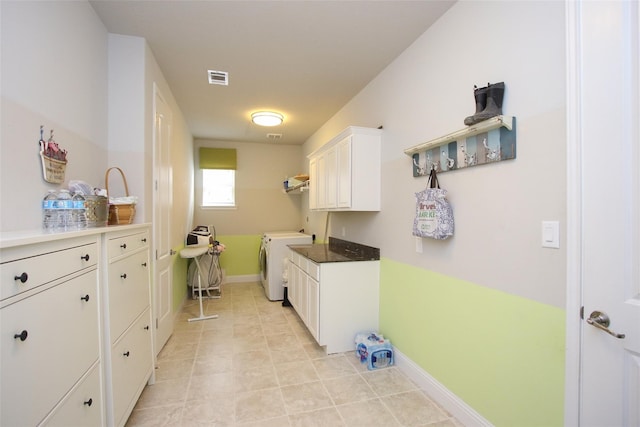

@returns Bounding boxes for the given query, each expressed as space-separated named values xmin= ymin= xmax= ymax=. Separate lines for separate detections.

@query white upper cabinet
xmin=307 ymin=126 xmax=382 ymax=211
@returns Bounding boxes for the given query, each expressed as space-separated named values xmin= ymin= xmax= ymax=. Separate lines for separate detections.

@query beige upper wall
xmin=193 ymin=139 xmax=305 ymax=236
xmin=302 ymin=1 xmax=567 ymax=308
xmin=1 ymin=1 xmax=109 ymax=231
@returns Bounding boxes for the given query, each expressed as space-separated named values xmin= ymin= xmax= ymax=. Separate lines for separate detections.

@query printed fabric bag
xmin=413 ymin=168 xmax=454 ymax=240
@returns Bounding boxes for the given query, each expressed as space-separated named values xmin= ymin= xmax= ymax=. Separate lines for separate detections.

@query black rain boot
xmin=468 ymin=82 xmax=505 ymax=124
xmin=464 ymin=84 xmax=488 ymax=126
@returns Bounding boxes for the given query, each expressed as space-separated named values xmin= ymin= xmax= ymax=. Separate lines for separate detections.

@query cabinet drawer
xmin=42 ymin=362 xmax=104 ymax=427
xmin=289 ymin=250 xmax=300 ymax=267
xmin=305 ymin=260 xmax=320 ymax=281
xmin=111 ymin=309 xmax=153 ymax=427
xmin=107 ymin=249 xmax=150 ymax=343
xmin=1 ymin=239 xmax=97 ymax=302
xmin=107 ymin=230 xmax=149 ymax=261
xmin=1 ymin=270 xmax=100 ymax=427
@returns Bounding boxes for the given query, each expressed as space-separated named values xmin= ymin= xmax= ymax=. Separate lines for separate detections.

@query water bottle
xmin=72 ymin=192 xmax=87 ymax=229
xmin=42 ymin=190 xmax=58 ymax=231
xmin=56 ymin=189 xmax=73 ymax=230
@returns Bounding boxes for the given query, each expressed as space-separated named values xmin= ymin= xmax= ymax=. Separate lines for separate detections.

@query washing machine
xmin=259 ymin=231 xmax=312 ymax=301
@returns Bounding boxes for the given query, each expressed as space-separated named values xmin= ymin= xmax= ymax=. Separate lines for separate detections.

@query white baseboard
xmin=224 ymin=274 xmax=260 ymax=283
xmin=393 ymin=348 xmax=493 ymax=427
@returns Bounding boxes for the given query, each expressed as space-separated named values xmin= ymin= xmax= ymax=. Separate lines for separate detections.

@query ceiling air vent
xmin=207 ymin=70 xmax=228 ymax=86
xmin=267 ymin=133 xmax=282 ymax=140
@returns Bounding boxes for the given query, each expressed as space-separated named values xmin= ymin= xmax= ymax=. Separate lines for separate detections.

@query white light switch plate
xmin=542 ymin=221 xmax=560 ymax=248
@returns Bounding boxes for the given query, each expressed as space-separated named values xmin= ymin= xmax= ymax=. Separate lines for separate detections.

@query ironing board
xmin=180 ymin=245 xmax=218 ymax=322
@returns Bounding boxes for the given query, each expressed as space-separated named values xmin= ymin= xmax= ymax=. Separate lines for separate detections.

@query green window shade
xmin=199 ymin=148 xmax=237 ymax=170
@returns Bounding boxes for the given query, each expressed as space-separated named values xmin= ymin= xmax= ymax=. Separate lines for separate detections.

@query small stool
xmin=180 ymin=246 xmax=218 ymax=322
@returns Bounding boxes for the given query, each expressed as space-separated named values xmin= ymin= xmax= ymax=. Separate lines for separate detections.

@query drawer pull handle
xmin=84 ymin=398 xmax=93 ymax=407
xmin=14 ymin=272 xmax=28 ymax=283
xmin=144 ymin=325 xmax=150 ymax=330
xmin=80 ymin=254 xmax=90 ymax=261
xmin=81 ymin=294 xmax=90 ymax=302
xmin=120 ymin=243 xmax=127 ymax=249
xmin=141 ymin=238 xmax=147 ymax=243
xmin=142 ymin=262 xmax=147 ymax=267
xmin=120 ymin=273 xmax=127 ymax=279
xmin=123 ymin=351 xmax=130 ymax=357
xmin=14 ymin=330 xmax=28 ymax=341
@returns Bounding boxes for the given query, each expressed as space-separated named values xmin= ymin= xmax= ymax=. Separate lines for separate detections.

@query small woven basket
xmin=85 ymin=195 xmax=109 ymax=227
xmin=106 ymin=167 xmax=136 ymax=225
xmin=40 ymin=152 xmax=67 ymax=184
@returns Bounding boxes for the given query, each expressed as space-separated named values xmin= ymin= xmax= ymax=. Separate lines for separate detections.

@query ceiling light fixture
xmin=251 ymin=111 xmax=283 ymax=127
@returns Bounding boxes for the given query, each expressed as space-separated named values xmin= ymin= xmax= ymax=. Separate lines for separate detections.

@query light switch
xmin=542 ymin=221 xmax=560 ymax=248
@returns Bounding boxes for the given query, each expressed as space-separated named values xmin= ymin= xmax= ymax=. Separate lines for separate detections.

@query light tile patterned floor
xmin=126 ymin=282 xmax=464 ymax=426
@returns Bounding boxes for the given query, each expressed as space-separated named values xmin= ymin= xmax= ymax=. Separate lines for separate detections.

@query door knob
xmin=586 ymin=310 xmax=625 ymax=339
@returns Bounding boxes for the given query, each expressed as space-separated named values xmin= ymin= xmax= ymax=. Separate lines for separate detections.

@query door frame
xmin=564 ymin=0 xmax=582 ymax=423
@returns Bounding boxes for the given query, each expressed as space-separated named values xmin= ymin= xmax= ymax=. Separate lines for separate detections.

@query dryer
xmin=259 ymin=231 xmax=312 ymax=301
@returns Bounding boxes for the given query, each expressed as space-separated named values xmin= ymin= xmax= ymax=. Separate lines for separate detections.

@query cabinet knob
xmin=141 ymin=262 xmax=147 ymax=267
xmin=14 ymin=330 xmax=28 ymax=341
xmin=81 ymin=294 xmax=90 ymax=302
xmin=123 ymin=351 xmax=130 ymax=357
xmin=120 ymin=273 xmax=127 ymax=279
xmin=141 ymin=238 xmax=147 ymax=243
xmin=80 ymin=254 xmax=90 ymax=261
xmin=120 ymin=243 xmax=127 ymax=249
xmin=144 ymin=325 xmax=150 ymax=330
xmin=14 ymin=272 xmax=28 ymax=283
xmin=83 ymin=398 xmax=93 ymax=407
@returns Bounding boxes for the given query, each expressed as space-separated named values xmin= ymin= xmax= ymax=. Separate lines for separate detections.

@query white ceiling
xmin=90 ymin=0 xmax=455 ymax=145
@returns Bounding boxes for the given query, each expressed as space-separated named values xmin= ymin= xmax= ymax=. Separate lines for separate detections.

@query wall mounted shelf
xmin=284 ymin=180 xmax=309 ymax=194
xmin=404 ymin=115 xmax=516 ymax=176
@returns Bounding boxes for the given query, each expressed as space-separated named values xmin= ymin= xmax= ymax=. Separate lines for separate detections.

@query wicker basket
xmin=40 ymin=152 xmax=67 ymax=184
xmin=106 ymin=167 xmax=136 ymax=225
xmin=85 ymin=195 xmax=109 ymax=227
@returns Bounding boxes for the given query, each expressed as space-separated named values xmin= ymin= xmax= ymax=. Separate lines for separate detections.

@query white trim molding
xmin=393 ymin=347 xmax=493 ymax=427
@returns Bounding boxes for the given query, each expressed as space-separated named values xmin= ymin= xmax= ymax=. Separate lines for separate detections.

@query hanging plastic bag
xmin=412 ymin=168 xmax=454 ymax=240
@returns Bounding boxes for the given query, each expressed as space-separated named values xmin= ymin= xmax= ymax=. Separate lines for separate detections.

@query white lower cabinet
xmin=288 ymin=249 xmax=379 ymax=354
xmin=0 ymin=224 xmax=153 ymax=427
xmin=0 ymin=235 xmax=103 ymax=426
xmin=102 ymin=227 xmax=153 ymax=427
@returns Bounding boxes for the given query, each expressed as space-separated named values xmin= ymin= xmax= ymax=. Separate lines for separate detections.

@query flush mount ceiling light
xmin=251 ymin=111 xmax=284 ymax=127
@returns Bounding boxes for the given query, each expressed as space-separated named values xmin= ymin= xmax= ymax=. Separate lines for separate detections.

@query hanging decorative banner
xmin=410 ymin=117 xmax=517 ymax=177
xmin=38 ymin=126 xmax=68 ymax=183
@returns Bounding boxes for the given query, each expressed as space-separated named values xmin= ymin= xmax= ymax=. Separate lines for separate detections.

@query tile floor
xmin=126 ymin=282 xmax=464 ymax=427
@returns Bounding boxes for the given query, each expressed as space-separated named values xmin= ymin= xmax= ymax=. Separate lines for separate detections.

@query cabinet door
xmin=317 ymin=155 xmax=326 ymax=208
xmin=43 ymin=362 xmax=104 ymax=427
xmin=337 ymin=137 xmax=352 ymax=208
xmin=288 ymin=259 xmax=298 ymax=311
xmin=1 ymin=270 xmax=99 ymax=427
xmin=307 ymin=277 xmax=320 ymax=342
xmin=111 ymin=309 xmax=153 ymax=427
xmin=107 ymin=249 xmax=151 ymax=343
xmin=308 ymin=158 xmax=318 ymax=210
xmin=325 ymin=147 xmax=338 ymax=209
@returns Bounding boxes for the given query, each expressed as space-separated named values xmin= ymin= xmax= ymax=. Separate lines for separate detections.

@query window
xmin=198 ymin=147 xmax=237 ymax=208
xmin=202 ymin=169 xmax=235 ymax=207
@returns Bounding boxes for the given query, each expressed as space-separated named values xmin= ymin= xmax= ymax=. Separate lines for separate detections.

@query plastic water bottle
xmin=56 ymin=189 xmax=73 ymax=230
xmin=72 ymin=192 xmax=88 ymax=229
xmin=42 ymin=190 xmax=58 ymax=231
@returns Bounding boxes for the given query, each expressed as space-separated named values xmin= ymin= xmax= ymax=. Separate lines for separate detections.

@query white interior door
xmin=153 ymin=84 xmax=174 ymax=356
xmin=573 ymin=1 xmax=640 ymax=425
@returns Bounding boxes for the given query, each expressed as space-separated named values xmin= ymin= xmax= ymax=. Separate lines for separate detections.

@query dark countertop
xmin=288 ymin=237 xmax=380 ymax=263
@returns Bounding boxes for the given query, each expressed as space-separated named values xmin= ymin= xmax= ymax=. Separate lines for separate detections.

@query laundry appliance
xmin=259 ymin=231 xmax=312 ymax=301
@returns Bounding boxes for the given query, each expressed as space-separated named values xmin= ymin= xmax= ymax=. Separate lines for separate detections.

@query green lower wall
xmin=380 ymin=258 xmax=565 ymax=427
xmin=172 ymin=248 xmax=188 ymax=311
xmin=216 ymin=234 xmax=261 ymax=276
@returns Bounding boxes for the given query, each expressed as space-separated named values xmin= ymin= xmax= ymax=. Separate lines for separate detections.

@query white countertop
xmin=0 ymin=223 xmax=151 ymax=249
